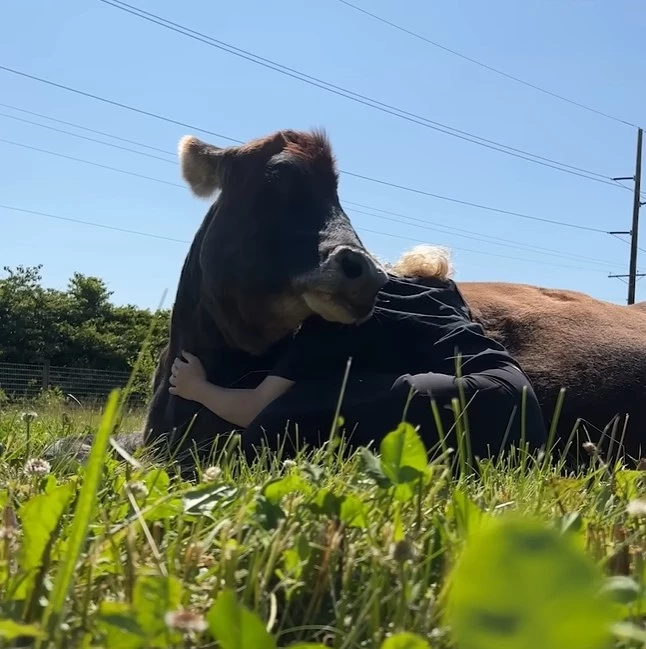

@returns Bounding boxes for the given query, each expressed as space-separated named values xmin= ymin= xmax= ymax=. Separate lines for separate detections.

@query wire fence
xmin=0 ymin=361 xmax=135 ymax=404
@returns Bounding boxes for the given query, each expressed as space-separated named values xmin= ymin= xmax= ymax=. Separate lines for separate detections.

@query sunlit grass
xmin=1 ymin=394 xmax=646 ymax=648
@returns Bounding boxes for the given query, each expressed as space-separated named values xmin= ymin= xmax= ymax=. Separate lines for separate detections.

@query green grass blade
xmin=38 ymin=389 xmax=121 ymax=646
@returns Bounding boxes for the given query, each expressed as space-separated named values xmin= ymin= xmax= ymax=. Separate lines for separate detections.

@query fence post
xmin=42 ymin=359 xmax=50 ymax=391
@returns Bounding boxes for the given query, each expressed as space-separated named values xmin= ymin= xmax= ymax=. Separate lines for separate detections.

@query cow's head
xmin=179 ymin=128 xmax=387 ymax=354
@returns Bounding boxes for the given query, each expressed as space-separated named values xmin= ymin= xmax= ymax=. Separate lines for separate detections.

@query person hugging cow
xmin=144 ymin=128 xmax=547 ymax=467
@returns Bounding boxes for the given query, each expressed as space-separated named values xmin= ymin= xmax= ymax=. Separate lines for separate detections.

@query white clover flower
xmin=627 ymin=499 xmax=646 ymax=517
xmin=202 ymin=466 xmax=222 ymax=482
xmin=126 ymin=481 xmax=149 ymax=499
xmin=164 ymin=609 xmax=208 ymax=633
xmin=24 ymin=458 xmax=51 ymax=477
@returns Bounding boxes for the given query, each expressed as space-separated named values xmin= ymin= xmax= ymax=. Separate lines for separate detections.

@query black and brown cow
xmin=142 ymin=129 xmax=388 ymax=458
xmin=45 ymin=128 xmax=645 ymax=467
xmin=140 ymin=127 xmax=646 ymax=465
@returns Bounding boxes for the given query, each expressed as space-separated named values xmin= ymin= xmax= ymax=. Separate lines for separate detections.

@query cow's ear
xmin=178 ymin=136 xmax=232 ymax=198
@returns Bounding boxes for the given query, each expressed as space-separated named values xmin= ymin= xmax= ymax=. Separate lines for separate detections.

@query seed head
xmin=0 ymin=526 xmax=17 ymax=541
xmin=21 ymin=411 xmax=38 ymax=423
xmin=202 ymin=466 xmax=222 ymax=482
xmin=582 ymin=442 xmax=598 ymax=457
xmin=283 ymin=459 xmax=297 ymax=469
xmin=24 ymin=458 xmax=51 ymax=477
xmin=627 ymin=499 xmax=646 ymax=517
xmin=126 ymin=481 xmax=149 ymax=499
xmin=164 ymin=609 xmax=208 ymax=633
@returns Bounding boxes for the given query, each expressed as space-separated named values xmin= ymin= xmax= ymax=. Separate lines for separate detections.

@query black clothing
xmin=240 ymin=273 xmax=547 ymax=461
xmin=269 ymin=273 xmax=523 ymax=382
xmin=176 ymin=273 xmax=547 ymax=464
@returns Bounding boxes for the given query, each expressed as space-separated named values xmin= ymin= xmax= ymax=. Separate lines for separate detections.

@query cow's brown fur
xmin=179 ymin=129 xmax=338 ymax=200
xmin=457 ymin=281 xmax=646 ymax=459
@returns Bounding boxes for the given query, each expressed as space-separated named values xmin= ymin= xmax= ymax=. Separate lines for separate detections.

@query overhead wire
xmin=93 ymin=0 xmax=630 ymax=192
xmin=345 ymin=205 xmax=620 ymax=267
xmin=0 ymin=102 xmax=179 ymax=156
xmin=0 ymin=137 xmax=184 ymax=189
xmin=0 ymin=134 xmax=627 ymax=270
xmin=0 ymin=3 xmax=638 ymax=287
xmin=610 ymin=232 xmax=646 ymax=256
xmin=0 ymin=65 xmax=242 ymax=145
xmin=0 ymin=95 xmax=612 ymax=234
xmin=0 ymin=112 xmax=176 ymax=164
xmin=0 ymin=203 xmax=612 ymax=274
xmin=333 ymin=0 xmax=640 ymax=130
xmin=0 ymin=112 xmax=620 ymax=261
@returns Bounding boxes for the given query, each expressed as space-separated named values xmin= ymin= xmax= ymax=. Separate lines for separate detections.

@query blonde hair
xmin=388 ymin=244 xmax=454 ymax=281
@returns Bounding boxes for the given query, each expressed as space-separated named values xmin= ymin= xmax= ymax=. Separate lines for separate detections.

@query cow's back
xmin=457 ymin=281 xmax=646 ymax=458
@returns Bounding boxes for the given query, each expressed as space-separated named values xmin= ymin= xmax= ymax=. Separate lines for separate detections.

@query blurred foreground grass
xmin=1 ymin=394 xmax=646 ymax=649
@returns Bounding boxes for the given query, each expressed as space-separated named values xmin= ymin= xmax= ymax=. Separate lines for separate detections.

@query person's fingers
xmin=169 ymin=374 xmax=177 ymax=386
xmin=181 ymin=350 xmax=197 ymax=363
xmin=169 ymin=386 xmax=177 ymax=394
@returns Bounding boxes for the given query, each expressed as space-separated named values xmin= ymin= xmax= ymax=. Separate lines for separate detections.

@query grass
xmin=1 ymin=393 xmax=646 ymax=649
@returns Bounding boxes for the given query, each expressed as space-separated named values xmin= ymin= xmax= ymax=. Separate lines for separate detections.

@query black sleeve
xmin=268 ymin=316 xmax=350 ymax=382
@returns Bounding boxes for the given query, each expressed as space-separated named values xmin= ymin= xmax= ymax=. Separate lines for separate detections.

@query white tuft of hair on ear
xmin=177 ymin=135 xmax=223 ymax=198
xmin=390 ymin=244 xmax=454 ymax=281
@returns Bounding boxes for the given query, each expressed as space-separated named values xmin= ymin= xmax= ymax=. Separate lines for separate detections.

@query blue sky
xmin=1 ymin=0 xmax=644 ymax=310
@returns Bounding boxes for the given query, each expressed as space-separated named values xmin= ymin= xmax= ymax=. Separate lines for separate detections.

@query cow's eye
xmin=265 ymin=161 xmax=306 ymax=202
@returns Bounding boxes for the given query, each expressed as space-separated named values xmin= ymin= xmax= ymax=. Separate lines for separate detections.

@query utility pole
xmin=610 ymin=127 xmax=644 ymax=304
xmin=628 ymin=127 xmax=643 ymax=305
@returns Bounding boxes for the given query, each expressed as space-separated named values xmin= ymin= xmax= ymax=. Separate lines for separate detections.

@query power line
xmin=345 ymin=205 xmax=625 ymax=268
xmin=0 ymin=102 xmax=180 ymax=157
xmin=94 ymin=0 xmax=628 ymax=191
xmin=4 ymin=107 xmax=609 ymax=248
xmin=0 ymin=112 xmax=176 ymax=164
xmin=0 ymin=94 xmax=611 ymax=234
xmin=0 ymin=65 xmax=242 ymax=145
xmin=0 ymin=203 xmax=612 ymax=273
xmin=0 ymin=138 xmax=185 ymax=189
xmin=0 ymin=131 xmax=625 ymax=269
xmin=0 ymin=124 xmax=616 ymax=255
xmin=1 ymin=66 xmax=636 ymax=203
xmin=341 ymin=170 xmax=609 ymax=233
xmin=0 ymin=108 xmax=623 ymax=266
xmin=353 ymin=227 xmax=611 ymax=272
xmin=610 ymin=232 xmax=646 ymax=255
xmin=0 ymin=204 xmax=188 ymax=244
xmin=333 ymin=0 xmax=640 ymax=130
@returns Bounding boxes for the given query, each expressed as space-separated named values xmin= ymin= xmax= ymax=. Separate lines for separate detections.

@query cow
xmin=457 ymin=282 xmax=646 ymax=462
xmin=137 ymin=128 xmax=646 ymax=467
xmin=43 ymin=127 xmax=646 ymax=469
xmin=141 ymin=128 xmax=389 ymax=461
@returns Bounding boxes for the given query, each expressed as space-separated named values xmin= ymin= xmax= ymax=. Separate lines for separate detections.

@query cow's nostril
xmin=340 ymin=253 xmax=364 ymax=280
xmin=334 ymin=248 xmax=367 ymax=280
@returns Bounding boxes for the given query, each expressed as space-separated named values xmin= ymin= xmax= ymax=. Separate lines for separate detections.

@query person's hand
xmin=169 ymin=351 xmax=207 ymax=401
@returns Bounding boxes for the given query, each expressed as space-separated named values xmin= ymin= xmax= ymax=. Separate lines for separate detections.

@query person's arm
xmin=190 ymin=376 xmax=294 ymax=428
xmin=169 ymin=351 xmax=294 ymax=428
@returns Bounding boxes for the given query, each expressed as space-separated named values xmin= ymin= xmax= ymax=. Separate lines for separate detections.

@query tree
xmin=0 ymin=265 xmax=170 ymax=374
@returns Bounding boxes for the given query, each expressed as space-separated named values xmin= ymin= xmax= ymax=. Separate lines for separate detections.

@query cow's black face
xmin=179 ymin=129 xmax=387 ymax=354
xmin=257 ymin=149 xmax=387 ymax=323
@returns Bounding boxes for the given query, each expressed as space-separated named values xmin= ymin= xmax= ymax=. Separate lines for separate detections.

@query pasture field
xmin=1 ymin=390 xmax=646 ymax=649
